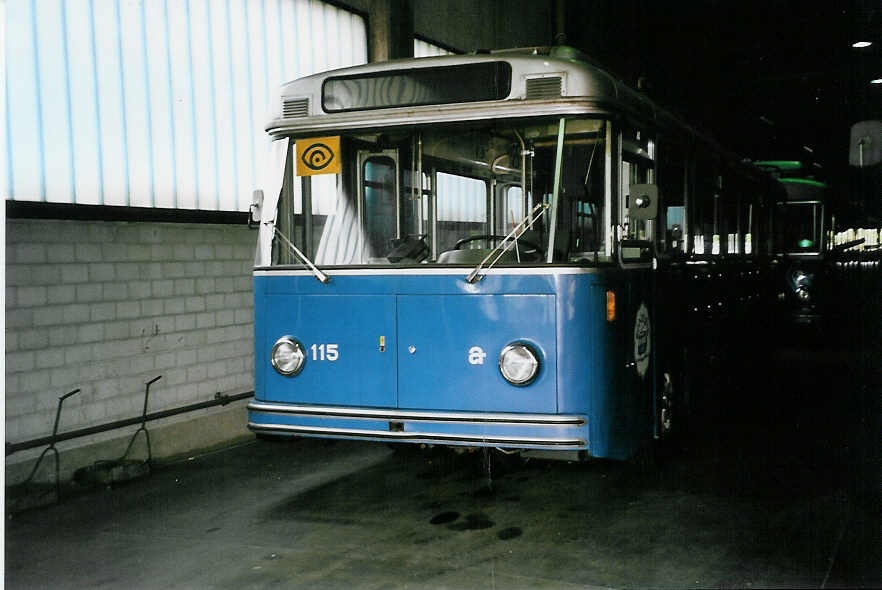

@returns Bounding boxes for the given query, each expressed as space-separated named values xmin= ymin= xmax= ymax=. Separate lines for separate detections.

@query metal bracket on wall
xmin=21 ymin=388 xmax=81 ymax=503
xmin=119 ymin=375 xmax=162 ymax=467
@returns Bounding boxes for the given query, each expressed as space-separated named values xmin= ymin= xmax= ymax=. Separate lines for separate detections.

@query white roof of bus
xmin=267 ymin=49 xmax=656 ymax=132
xmin=265 ymin=47 xmax=755 ymax=173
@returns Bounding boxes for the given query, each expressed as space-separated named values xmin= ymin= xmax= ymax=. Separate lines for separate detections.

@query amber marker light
xmin=606 ymin=290 xmax=616 ymax=322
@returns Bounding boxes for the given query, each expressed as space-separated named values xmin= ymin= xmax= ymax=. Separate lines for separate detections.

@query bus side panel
xmin=553 ymin=275 xmax=611 ymax=417
xmin=588 ymin=273 xmax=654 ymax=460
xmin=254 ymin=276 xmax=268 ymax=402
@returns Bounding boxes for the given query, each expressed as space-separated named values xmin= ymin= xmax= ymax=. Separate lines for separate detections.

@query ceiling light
xmin=852 ymin=41 xmax=872 ymax=48
xmin=872 ymin=79 xmax=882 ymax=85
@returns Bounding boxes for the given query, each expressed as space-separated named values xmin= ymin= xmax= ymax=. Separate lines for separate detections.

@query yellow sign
xmin=296 ymin=136 xmax=341 ymax=176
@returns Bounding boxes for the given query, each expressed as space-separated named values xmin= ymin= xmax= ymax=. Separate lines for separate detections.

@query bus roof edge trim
xmin=266 ymin=100 xmax=611 ymax=136
xmin=779 ymin=177 xmax=827 ymax=188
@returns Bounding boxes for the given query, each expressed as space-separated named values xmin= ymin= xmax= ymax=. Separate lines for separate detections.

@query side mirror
xmin=249 ymin=190 xmax=264 ymax=229
xmin=628 ymin=184 xmax=658 ymax=220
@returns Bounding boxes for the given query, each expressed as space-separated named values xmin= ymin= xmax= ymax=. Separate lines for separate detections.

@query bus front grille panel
xmin=282 ymin=98 xmax=309 ymax=118
xmin=526 ymin=76 xmax=562 ymax=99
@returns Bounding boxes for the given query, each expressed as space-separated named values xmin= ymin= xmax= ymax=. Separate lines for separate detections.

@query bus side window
xmin=692 ymin=156 xmax=718 ymax=255
xmin=720 ymin=179 xmax=738 ymax=254
xmin=657 ymin=142 xmax=686 ymax=253
xmin=620 ymin=126 xmax=654 ymax=242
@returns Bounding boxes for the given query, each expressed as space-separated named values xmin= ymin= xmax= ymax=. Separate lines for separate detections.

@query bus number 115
xmin=310 ymin=344 xmax=339 ymax=361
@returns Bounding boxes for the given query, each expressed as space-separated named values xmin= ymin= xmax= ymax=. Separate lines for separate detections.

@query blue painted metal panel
xmin=547 ymin=277 xmax=607 ymax=418
xmin=253 ymin=270 xmax=656 ymax=458
xmin=397 ymin=294 xmax=557 ymax=413
xmin=260 ymin=294 xmax=397 ymax=407
xmin=252 ymin=270 xmax=657 ymax=459
xmin=585 ymin=275 xmax=654 ymax=460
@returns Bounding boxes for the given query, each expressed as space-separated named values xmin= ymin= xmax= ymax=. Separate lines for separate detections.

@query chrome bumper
xmin=248 ymin=401 xmax=589 ymax=450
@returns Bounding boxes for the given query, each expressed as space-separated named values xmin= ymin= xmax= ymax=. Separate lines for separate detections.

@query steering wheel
xmin=454 ymin=234 xmax=542 ymax=254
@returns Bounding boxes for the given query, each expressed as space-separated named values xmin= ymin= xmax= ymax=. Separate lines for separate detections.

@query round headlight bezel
xmin=498 ymin=342 xmax=540 ymax=386
xmin=271 ymin=336 xmax=306 ymax=376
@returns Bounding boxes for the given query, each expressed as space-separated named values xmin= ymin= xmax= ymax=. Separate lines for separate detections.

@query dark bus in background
xmin=756 ymin=160 xmax=828 ymax=330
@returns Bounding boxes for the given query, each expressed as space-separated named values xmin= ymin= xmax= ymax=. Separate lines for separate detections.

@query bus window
xmin=362 ymin=155 xmax=399 ymax=260
xmin=622 ymin=159 xmax=654 ymax=240
xmin=657 ymin=142 xmax=686 ymax=253
xmin=532 ymin=118 xmax=608 ymax=262
xmin=621 ymin=127 xmax=654 ymax=242
xmin=274 ymin=141 xmax=342 ymax=265
xmin=498 ymin=185 xmax=525 ymax=233
xmin=774 ymin=202 xmax=823 ymax=254
xmin=402 ymin=169 xmax=431 ymax=239
xmin=720 ymin=186 xmax=738 ymax=254
xmin=732 ymin=176 xmax=756 ymax=256
xmin=436 ymin=172 xmax=488 ymax=252
xmin=274 ymin=141 xmax=297 ymax=265
xmin=276 ymin=118 xmax=609 ymax=267
xmin=306 ymin=174 xmax=338 ymax=257
xmin=563 ymin=139 xmax=606 ymax=259
xmin=692 ymin=157 xmax=719 ymax=254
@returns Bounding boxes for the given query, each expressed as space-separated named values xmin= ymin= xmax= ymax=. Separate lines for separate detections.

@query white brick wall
xmin=5 ymin=218 xmax=255 ymax=461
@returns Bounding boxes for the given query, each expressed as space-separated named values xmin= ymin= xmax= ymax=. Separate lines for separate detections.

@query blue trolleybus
xmin=248 ymin=47 xmax=779 ymax=460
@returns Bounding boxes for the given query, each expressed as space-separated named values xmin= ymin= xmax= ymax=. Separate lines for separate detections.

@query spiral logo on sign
xmin=301 ymin=143 xmax=334 ymax=171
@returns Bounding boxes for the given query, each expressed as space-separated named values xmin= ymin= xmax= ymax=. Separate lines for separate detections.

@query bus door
xmin=653 ymin=142 xmax=688 ymax=438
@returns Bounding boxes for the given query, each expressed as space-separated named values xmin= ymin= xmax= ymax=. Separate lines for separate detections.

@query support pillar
xmin=370 ymin=0 xmax=414 ymax=62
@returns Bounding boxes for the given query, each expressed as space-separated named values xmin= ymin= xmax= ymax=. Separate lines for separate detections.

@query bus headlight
xmin=498 ymin=343 xmax=540 ymax=386
xmin=271 ymin=336 xmax=305 ymax=376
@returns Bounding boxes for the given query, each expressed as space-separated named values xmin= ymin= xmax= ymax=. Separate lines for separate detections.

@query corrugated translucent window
xmin=414 ymin=38 xmax=453 ymax=58
xmin=4 ymin=0 xmax=367 ymax=211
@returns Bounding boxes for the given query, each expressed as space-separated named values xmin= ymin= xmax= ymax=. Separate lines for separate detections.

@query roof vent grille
xmin=282 ymin=98 xmax=309 ymax=118
xmin=526 ymin=77 xmax=562 ymax=99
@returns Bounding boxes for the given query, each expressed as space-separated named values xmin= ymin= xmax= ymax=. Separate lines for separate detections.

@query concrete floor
xmin=5 ymin=350 xmax=879 ymax=589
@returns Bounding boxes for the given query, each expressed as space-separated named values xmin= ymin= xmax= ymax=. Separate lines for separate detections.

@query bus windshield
xmin=774 ymin=201 xmax=823 ymax=254
xmin=271 ymin=117 xmax=608 ymax=267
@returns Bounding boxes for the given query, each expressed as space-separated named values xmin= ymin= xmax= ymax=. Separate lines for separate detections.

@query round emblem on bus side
xmin=633 ymin=303 xmax=651 ymax=379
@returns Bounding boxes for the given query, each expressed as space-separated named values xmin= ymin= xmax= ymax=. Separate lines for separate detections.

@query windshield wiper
xmin=274 ymin=227 xmax=330 ymax=284
xmin=466 ymin=202 xmax=549 ymax=284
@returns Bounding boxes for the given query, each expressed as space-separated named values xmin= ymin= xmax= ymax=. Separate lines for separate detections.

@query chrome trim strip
xmin=248 ymin=422 xmax=585 ymax=447
xmin=248 ymin=402 xmax=585 ymax=425
xmin=267 ymin=100 xmax=609 ymax=136
xmin=252 ymin=266 xmax=603 ymax=277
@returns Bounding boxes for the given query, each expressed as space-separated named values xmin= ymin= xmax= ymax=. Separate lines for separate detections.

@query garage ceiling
xmin=564 ymin=0 xmax=880 ymax=218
